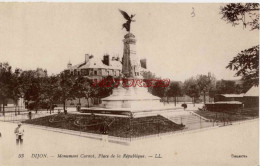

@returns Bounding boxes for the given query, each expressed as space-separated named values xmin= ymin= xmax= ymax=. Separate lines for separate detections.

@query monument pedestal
xmin=101 ymin=85 xmax=162 ymax=111
xmin=97 ymin=84 xmax=182 ymax=117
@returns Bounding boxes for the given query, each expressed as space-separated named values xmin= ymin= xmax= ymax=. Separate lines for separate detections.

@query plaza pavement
xmin=0 ymin=117 xmax=258 ymax=166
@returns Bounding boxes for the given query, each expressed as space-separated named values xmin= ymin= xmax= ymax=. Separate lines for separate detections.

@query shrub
xmin=181 ymin=103 xmax=187 ymax=109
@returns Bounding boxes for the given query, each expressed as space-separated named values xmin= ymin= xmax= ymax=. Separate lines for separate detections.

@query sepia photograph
xmin=0 ymin=2 xmax=259 ymax=166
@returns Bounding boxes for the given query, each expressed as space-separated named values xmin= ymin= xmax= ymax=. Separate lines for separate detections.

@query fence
xmin=0 ymin=107 xmax=258 ymax=144
xmin=107 ymin=109 xmax=259 ymax=141
xmin=0 ymin=108 xmax=64 ymax=122
xmin=0 ymin=106 xmax=26 ymax=113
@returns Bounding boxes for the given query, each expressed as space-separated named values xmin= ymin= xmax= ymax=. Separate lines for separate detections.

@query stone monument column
xmin=122 ymin=33 xmax=141 ymax=79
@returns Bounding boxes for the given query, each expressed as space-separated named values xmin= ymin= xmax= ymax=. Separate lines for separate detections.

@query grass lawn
xmin=23 ymin=113 xmax=185 ymax=138
xmin=195 ymin=107 xmax=259 ymax=122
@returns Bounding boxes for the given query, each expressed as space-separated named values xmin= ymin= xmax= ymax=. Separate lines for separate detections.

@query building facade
xmin=64 ymin=54 xmax=122 ymax=81
xmin=243 ymin=86 xmax=259 ymax=108
xmin=64 ymin=54 xmax=147 ymax=81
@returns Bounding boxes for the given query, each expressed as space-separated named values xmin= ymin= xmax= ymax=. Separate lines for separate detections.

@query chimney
xmin=85 ymin=54 xmax=89 ymax=63
xmin=103 ymin=54 xmax=110 ymax=66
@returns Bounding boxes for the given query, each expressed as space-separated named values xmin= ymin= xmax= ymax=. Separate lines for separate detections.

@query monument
xmin=97 ymin=10 xmax=180 ymax=117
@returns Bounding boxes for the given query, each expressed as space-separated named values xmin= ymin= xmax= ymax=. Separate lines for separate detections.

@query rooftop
xmin=244 ymin=86 xmax=259 ymax=97
xmin=219 ymin=94 xmax=244 ymax=98
xmin=69 ymin=55 xmax=122 ymax=70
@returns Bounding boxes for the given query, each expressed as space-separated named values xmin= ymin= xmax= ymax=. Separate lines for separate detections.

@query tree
xmin=0 ymin=62 xmax=13 ymax=116
xmin=220 ymin=3 xmax=259 ymax=30
xmin=41 ymin=75 xmax=59 ymax=114
xmin=226 ymin=46 xmax=259 ymax=86
xmin=11 ymin=68 xmax=24 ymax=115
xmin=142 ymin=71 xmax=156 ymax=93
xmin=241 ymin=80 xmax=252 ymax=93
xmin=216 ymin=80 xmax=242 ymax=94
xmin=142 ymin=71 xmax=168 ymax=99
xmin=166 ymin=82 xmax=183 ymax=106
xmin=72 ymin=76 xmax=94 ymax=108
xmin=220 ymin=3 xmax=259 ymax=86
xmin=152 ymin=80 xmax=167 ymax=99
xmin=72 ymin=75 xmax=87 ymax=105
xmin=82 ymin=80 xmax=95 ymax=108
xmin=57 ymin=73 xmax=75 ymax=113
xmin=19 ymin=70 xmax=45 ymax=113
xmin=196 ymin=74 xmax=216 ymax=104
xmin=93 ymin=76 xmax=115 ymax=105
xmin=183 ymin=77 xmax=200 ymax=106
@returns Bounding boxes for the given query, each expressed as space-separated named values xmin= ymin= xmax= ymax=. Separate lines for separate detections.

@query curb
xmin=22 ymin=123 xmax=131 ymax=146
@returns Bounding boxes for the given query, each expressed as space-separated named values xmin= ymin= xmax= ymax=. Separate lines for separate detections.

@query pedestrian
xmin=76 ymin=103 xmax=81 ymax=112
xmin=14 ymin=123 xmax=24 ymax=146
xmin=101 ymin=121 xmax=109 ymax=145
xmin=28 ymin=111 xmax=32 ymax=120
xmin=100 ymin=121 xmax=109 ymax=134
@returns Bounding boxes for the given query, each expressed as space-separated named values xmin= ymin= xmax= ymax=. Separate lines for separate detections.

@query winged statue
xmin=119 ymin=9 xmax=135 ymax=32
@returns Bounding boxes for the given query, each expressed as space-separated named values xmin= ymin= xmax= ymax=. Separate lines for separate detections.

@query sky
xmin=0 ymin=3 xmax=259 ymax=81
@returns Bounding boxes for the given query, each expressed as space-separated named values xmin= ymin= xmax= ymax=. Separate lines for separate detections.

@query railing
xmin=0 ymin=112 xmax=47 ymax=122
xmin=0 ymin=108 xmax=258 ymax=144
xmin=0 ymin=109 xmax=62 ymax=122
xmin=0 ymin=106 xmax=26 ymax=113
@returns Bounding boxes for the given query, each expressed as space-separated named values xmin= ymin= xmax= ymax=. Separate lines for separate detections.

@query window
xmin=101 ymin=69 xmax=105 ymax=76
xmin=94 ymin=70 xmax=97 ymax=75
xmin=81 ymin=69 xmax=85 ymax=76
xmin=89 ymin=69 xmax=93 ymax=76
xmin=98 ymin=69 xmax=102 ymax=76
xmin=81 ymin=69 xmax=89 ymax=76
xmin=81 ymin=69 xmax=86 ymax=75
xmin=108 ymin=70 xmax=112 ymax=76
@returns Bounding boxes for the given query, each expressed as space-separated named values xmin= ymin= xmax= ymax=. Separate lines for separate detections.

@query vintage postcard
xmin=0 ymin=2 xmax=259 ymax=166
